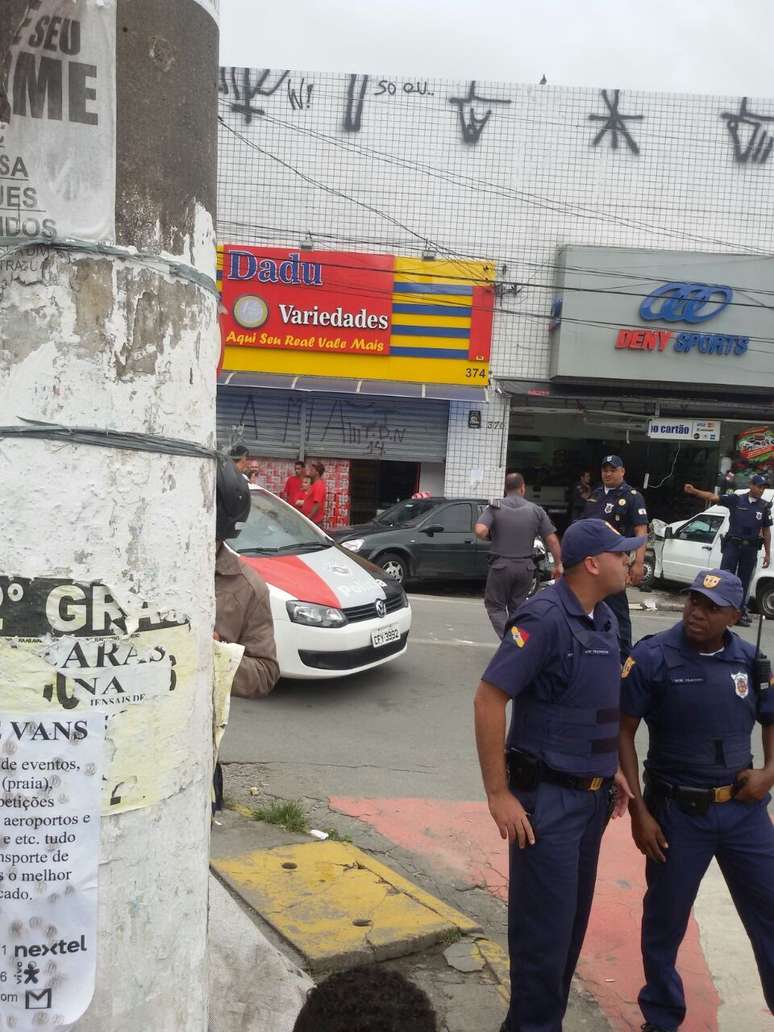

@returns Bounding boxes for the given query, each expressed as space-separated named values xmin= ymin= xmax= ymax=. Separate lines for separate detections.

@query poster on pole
xmin=0 ymin=714 xmax=104 ymax=1029
xmin=0 ymin=0 xmax=117 ymax=245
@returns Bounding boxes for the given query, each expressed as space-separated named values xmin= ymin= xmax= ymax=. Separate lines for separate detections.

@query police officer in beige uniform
xmin=475 ymin=472 xmax=563 ymax=638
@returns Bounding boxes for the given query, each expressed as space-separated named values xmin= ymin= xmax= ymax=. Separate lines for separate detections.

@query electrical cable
xmin=0 ymin=419 xmax=221 ymax=460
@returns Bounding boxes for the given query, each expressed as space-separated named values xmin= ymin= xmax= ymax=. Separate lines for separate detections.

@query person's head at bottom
xmin=292 ymin=966 xmax=437 ymax=1032
xmin=560 ymin=518 xmax=646 ymax=607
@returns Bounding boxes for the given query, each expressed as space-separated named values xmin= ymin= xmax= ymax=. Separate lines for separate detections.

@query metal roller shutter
xmin=217 ymin=386 xmax=449 ymax=462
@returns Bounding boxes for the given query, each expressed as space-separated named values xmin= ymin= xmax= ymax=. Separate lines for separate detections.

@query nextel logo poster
xmin=219 ymin=247 xmax=395 ymax=357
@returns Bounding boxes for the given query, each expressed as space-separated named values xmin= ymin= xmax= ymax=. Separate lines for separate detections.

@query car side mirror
xmin=664 ymin=527 xmax=673 ymax=540
xmin=422 ymin=524 xmax=444 ymax=535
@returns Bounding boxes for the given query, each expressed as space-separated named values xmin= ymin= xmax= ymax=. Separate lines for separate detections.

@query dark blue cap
xmin=688 ymin=569 xmax=743 ymax=608
xmin=601 ymin=454 xmax=624 ymax=468
xmin=561 ymin=518 xmax=647 ymax=568
xmin=750 ymin=473 xmax=769 ymax=487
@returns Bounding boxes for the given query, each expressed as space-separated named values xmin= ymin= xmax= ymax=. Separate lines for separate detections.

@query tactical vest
xmin=646 ymin=645 xmax=755 ymax=781
xmin=508 ymin=596 xmax=621 ymax=777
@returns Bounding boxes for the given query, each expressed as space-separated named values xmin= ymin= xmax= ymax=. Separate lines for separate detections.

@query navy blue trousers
xmin=639 ymin=795 xmax=774 ymax=1030
xmin=720 ymin=541 xmax=758 ymax=613
xmin=505 ymin=781 xmax=610 ymax=1032
xmin=603 ymin=589 xmax=631 ymax=662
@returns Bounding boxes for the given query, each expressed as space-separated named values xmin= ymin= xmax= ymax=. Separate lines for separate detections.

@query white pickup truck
xmin=648 ymin=488 xmax=774 ymax=616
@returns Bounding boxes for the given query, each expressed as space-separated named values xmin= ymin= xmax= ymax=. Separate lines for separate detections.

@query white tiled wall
xmin=443 ymin=393 xmax=510 ymax=500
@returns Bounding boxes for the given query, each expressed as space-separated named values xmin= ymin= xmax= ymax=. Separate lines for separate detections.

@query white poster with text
xmin=0 ymin=715 xmax=103 ymax=1029
xmin=1 ymin=0 xmax=116 ymax=244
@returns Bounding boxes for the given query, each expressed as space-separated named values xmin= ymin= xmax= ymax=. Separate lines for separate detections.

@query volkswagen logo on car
xmin=614 ymin=280 xmax=749 ymax=360
xmin=375 ymin=598 xmax=387 ymax=618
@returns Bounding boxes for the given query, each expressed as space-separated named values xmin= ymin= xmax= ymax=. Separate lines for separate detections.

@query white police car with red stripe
xmin=229 ymin=488 xmax=412 ymax=679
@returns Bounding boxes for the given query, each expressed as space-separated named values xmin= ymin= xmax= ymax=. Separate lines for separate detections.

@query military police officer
xmin=619 ymin=569 xmax=774 ymax=1032
xmin=581 ymin=455 xmax=649 ymax=658
xmin=684 ymin=473 xmax=771 ymax=626
xmin=475 ymin=472 xmax=563 ymax=638
xmin=474 ymin=519 xmax=643 ymax=1032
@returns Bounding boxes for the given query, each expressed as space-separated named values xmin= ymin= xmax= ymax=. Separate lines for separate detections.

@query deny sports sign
xmin=218 ymin=245 xmax=495 ymax=387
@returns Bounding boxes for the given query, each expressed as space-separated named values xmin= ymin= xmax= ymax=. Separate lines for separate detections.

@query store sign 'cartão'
xmin=615 ymin=281 xmax=749 ymax=359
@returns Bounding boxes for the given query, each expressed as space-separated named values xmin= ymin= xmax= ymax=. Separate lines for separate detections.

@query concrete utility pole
xmin=0 ymin=1 xmax=219 ymax=1029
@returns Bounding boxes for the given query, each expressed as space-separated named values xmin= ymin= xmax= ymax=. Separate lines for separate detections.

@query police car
xmin=229 ymin=488 xmax=412 ymax=679
xmin=649 ymin=488 xmax=774 ymax=615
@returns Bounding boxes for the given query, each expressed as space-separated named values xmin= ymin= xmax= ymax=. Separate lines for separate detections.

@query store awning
xmin=217 ymin=370 xmax=489 ymax=403
xmin=497 ymin=378 xmax=774 ymax=421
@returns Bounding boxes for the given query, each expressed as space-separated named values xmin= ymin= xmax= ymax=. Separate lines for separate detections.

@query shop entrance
xmin=349 ymin=460 xmax=420 ymax=524
xmin=507 ymin=413 xmax=721 ymax=530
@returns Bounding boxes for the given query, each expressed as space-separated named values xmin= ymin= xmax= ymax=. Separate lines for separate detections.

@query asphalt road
xmin=221 ymin=589 xmax=773 ymax=800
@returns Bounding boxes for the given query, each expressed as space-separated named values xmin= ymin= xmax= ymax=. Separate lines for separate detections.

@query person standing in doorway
xmin=475 ymin=472 xmax=563 ymax=639
xmin=302 ymin=462 xmax=327 ymax=526
xmin=581 ymin=455 xmax=649 ymax=660
xmin=570 ymin=470 xmax=592 ymax=521
xmin=684 ymin=473 xmax=771 ymax=626
xmin=281 ymin=460 xmax=306 ymax=507
xmin=474 ymin=519 xmax=639 ymax=1032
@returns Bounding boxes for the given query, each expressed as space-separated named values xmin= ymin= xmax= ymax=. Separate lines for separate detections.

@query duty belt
xmin=726 ymin=535 xmax=759 ymax=547
xmin=507 ymin=749 xmax=610 ymax=793
xmin=647 ymin=774 xmax=736 ymax=805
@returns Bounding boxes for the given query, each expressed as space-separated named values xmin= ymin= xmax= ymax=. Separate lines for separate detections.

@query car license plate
xmin=371 ymin=624 xmax=400 ymax=649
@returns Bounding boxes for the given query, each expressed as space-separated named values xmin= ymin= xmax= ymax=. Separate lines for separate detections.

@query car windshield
xmin=376 ymin=498 xmax=439 ymax=528
xmin=229 ymin=489 xmax=328 ymax=555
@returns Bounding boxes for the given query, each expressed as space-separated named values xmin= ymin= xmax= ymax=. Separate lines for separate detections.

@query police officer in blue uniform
xmin=684 ymin=474 xmax=771 ymax=626
xmin=474 ymin=519 xmax=644 ymax=1032
xmin=619 ymin=569 xmax=774 ymax=1032
xmin=581 ymin=455 xmax=649 ymax=659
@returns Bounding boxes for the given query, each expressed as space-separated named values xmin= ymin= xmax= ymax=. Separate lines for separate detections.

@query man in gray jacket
xmin=475 ymin=472 xmax=563 ymax=638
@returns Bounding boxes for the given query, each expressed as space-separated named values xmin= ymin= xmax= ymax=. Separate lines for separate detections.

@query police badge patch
xmin=732 ymin=672 xmax=749 ymax=699
xmin=604 ymin=503 xmax=614 ymax=514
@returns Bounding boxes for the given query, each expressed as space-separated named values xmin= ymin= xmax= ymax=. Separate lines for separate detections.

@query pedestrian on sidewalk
xmin=213 ymin=456 xmax=279 ymax=810
xmin=302 ymin=461 xmax=327 ymax=526
xmin=474 ymin=519 xmax=640 ymax=1032
xmin=475 ymin=472 xmax=563 ymax=639
xmin=618 ymin=568 xmax=774 ymax=1032
xmin=684 ymin=474 xmax=771 ymax=626
xmin=282 ymin=460 xmax=307 ymax=507
xmin=579 ymin=454 xmax=649 ymax=660
xmin=569 ymin=469 xmax=592 ymax=521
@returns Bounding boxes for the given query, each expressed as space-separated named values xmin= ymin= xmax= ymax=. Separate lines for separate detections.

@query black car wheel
xmin=757 ymin=580 xmax=774 ymax=618
xmin=640 ymin=550 xmax=656 ymax=590
xmin=378 ymin=552 xmax=408 ymax=585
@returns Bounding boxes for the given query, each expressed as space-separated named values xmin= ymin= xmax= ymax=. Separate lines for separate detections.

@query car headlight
xmin=286 ymin=601 xmax=347 ymax=627
xmin=341 ymin=538 xmax=365 ymax=553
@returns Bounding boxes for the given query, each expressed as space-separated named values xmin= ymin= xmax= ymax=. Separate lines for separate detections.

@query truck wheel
xmin=640 ymin=550 xmax=656 ymax=590
xmin=379 ymin=553 xmax=408 ymax=585
xmin=757 ymin=581 xmax=774 ymax=618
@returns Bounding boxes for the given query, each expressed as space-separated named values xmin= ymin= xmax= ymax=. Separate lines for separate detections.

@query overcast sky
xmin=220 ymin=0 xmax=774 ymax=97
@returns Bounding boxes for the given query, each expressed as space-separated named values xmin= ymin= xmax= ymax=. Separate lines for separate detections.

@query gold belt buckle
xmin=588 ymin=776 xmax=604 ymax=791
xmin=713 ymin=785 xmax=734 ymax=803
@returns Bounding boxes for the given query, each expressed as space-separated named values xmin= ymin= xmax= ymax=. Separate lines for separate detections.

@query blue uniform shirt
xmin=719 ymin=491 xmax=772 ymax=541
xmin=621 ymin=622 xmax=774 ymax=788
xmin=482 ymin=579 xmax=621 ymax=777
xmin=582 ymin=481 xmax=648 ymax=536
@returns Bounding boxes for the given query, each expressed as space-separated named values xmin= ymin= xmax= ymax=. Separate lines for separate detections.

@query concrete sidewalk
xmin=209 ymin=806 xmax=612 ymax=1032
xmin=209 ymin=808 xmax=513 ymax=1032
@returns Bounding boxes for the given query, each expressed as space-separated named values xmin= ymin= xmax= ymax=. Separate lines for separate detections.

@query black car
xmin=329 ymin=496 xmax=552 ymax=588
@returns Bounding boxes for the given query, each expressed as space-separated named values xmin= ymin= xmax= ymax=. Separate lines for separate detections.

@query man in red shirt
xmin=302 ymin=462 xmax=327 ymax=525
xmin=281 ymin=461 xmax=306 ymax=507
